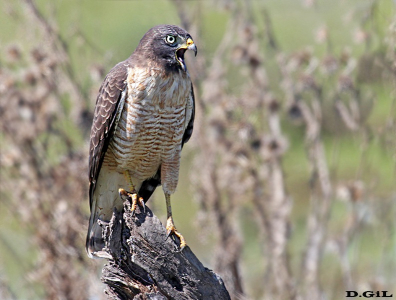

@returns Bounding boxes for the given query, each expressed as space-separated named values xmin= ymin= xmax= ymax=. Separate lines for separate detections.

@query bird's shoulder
xmin=100 ymin=60 xmax=131 ymax=95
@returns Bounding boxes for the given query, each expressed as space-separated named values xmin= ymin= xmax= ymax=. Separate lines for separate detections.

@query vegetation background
xmin=0 ymin=0 xmax=395 ymax=299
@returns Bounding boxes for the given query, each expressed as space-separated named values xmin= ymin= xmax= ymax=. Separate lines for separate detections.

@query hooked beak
xmin=176 ymin=37 xmax=197 ymax=71
xmin=186 ymin=37 xmax=197 ymax=56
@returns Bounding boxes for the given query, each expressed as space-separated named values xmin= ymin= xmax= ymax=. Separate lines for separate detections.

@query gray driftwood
xmin=101 ymin=199 xmax=230 ymax=300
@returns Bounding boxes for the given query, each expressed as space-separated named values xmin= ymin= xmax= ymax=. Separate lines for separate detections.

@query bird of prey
xmin=86 ymin=25 xmax=197 ymax=258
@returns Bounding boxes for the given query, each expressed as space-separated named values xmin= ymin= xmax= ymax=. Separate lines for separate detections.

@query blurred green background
xmin=0 ymin=0 xmax=395 ymax=299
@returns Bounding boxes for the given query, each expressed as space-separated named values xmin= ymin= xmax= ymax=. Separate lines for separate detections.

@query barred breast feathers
xmin=106 ymin=65 xmax=192 ymax=182
xmin=127 ymin=66 xmax=190 ymax=108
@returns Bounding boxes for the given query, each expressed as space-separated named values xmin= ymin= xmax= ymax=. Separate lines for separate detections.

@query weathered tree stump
xmin=101 ymin=199 xmax=230 ymax=300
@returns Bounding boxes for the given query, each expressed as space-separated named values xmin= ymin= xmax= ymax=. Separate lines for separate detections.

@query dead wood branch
xmin=101 ymin=199 xmax=231 ymax=300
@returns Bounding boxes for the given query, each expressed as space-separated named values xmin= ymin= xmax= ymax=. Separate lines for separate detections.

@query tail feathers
xmin=86 ymin=215 xmax=111 ymax=259
xmin=86 ymin=167 xmax=156 ymax=259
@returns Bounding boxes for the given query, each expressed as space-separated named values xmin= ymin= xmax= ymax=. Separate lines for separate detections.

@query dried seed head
xmin=288 ymin=103 xmax=303 ymax=122
xmin=6 ymin=44 xmax=21 ymax=62
xmin=337 ymin=75 xmax=354 ymax=91
xmin=24 ymin=70 xmax=37 ymax=85
xmin=31 ymin=48 xmax=46 ymax=63
xmin=321 ymin=55 xmax=338 ymax=74
xmin=266 ymin=96 xmax=280 ymax=112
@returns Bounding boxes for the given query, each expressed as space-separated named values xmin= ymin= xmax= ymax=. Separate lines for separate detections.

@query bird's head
xmin=136 ymin=25 xmax=197 ymax=72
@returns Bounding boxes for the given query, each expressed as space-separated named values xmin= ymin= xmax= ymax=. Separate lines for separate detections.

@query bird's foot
xmin=166 ymin=217 xmax=186 ymax=249
xmin=119 ymin=188 xmax=145 ymax=215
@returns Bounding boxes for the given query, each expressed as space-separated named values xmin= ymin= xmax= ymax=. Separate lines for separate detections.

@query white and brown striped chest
xmin=107 ymin=66 xmax=191 ymax=181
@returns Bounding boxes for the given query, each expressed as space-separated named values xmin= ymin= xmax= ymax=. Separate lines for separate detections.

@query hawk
xmin=86 ymin=25 xmax=197 ymax=258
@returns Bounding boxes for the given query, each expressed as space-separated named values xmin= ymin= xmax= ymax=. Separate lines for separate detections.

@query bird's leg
xmin=165 ymin=193 xmax=186 ymax=249
xmin=119 ymin=171 xmax=145 ymax=215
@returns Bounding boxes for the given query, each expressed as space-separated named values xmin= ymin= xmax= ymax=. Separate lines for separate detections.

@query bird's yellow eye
xmin=166 ymin=35 xmax=176 ymax=44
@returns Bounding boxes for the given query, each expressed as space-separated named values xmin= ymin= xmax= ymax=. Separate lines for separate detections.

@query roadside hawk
xmin=86 ymin=25 xmax=197 ymax=258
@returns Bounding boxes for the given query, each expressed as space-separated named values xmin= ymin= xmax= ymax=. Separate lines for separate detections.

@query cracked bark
xmin=101 ymin=199 xmax=230 ymax=300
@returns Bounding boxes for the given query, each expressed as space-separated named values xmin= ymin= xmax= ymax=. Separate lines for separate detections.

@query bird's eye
xmin=165 ymin=35 xmax=176 ymax=44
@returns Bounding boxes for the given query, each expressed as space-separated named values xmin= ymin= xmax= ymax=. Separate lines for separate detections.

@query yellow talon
xmin=165 ymin=193 xmax=186 ymax=249
xmin=119 ymin=187 xmax=145 ymax=215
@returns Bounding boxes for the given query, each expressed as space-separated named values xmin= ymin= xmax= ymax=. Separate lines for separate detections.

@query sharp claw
xmin=179 ymin=240 xmax=187 ymax=250
xmin=119 ymin=188 xmax=129 ymax=200
xmin=131 ymin=193 xmax=138 ymax=215
xmin=139 ymin=197 xmax=146 ymax=213
xmin=166 ymin=219 xmax=186 ymax=249
xmin=119 ymin=188 xmax=147 ymax=216
xmin=175 ymin=231 xmax=186 ymax=249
